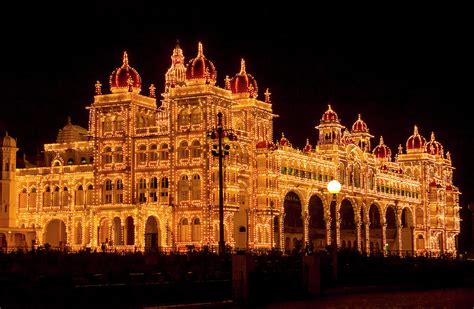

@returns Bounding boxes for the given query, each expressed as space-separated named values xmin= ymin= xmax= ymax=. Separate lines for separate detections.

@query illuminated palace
xmin=0 ymin=42 xmax=460 ymax=255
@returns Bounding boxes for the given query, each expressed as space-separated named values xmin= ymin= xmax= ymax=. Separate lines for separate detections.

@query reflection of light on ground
xmin=266 ymin=287 xmax=474 ymax=308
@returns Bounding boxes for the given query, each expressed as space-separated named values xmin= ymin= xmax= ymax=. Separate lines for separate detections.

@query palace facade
xmin=0 ymin=42 xmax=460 ymax=255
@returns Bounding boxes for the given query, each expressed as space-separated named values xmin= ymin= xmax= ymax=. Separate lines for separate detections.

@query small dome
xmin=57 ymin=117 xmax=89 ymax=143
xmin=279 ymin=133 xmax=289 ymax=146
xmin=372 ymin=136 xmax=392 ymax=160
xmin=425 ymin=132 xmax=444 ymax=156
xmin=321 ymin=104 xmax=339 ymax=123
xmin=406 ymin=125 xmax=426 ymax=153
xmin=0 ymin=132 xmax=16 ymax=147
xmin=352 ymin=114 xmax=368 ymax=132
xmin=109 ymin=51 xmax=142 ymax=93
xmin=340 ymin=130 xmax=354 ymax=146
xmin=303 ymin=139 xmax=313 ymax=152
xmin=185 ymin=42 xmax=217 ymax=85
xmin=230 ymin=59 xmax=258 ymax=98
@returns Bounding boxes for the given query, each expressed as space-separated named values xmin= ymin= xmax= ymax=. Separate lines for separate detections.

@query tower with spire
xmin=165 ymin=41 xmax=187 ymax=92
xmin=0 ymin=132 xmax=18 ymax=228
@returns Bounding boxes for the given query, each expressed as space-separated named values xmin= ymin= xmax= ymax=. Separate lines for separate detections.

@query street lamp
xmin=327 ymin=179 xmax=341 ymax=282
xmin=208 ymin=112 xmax=237 ymax=256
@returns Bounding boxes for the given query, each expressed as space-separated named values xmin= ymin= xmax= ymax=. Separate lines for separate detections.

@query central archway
xmin=308 ymin=195 xmax=326 ymax=250
xmin=44 ymin=219 xmax=67 ymax=249
xmin=283 ymin=191 xmax=303 ymax=251
xmin=145 ymin=216 xmax=159 ymax=252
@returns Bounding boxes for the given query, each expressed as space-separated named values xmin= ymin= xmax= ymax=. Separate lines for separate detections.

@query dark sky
xmin=1 ymin=4 xmax=472 ymax=246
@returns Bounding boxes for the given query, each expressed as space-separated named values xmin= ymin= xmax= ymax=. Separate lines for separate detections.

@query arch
xmin=283 ymin=191 xmax=303 ymax=251
xmin=308 ymin=195 xmax=326 ymax=249
xmin=178 ymin=140 xmax=189 ymax=159
xmin=190 ymin=108 xmax=202 ymax=124
xmin=339 ymin=199 xmax=356 ymax=249
xmin=191 ymin=140 xmax=201 ymax=158
xmin=125 ymin=216 xmax=135 ymax=245
xmin=416 ymin=234 xmax=425 ymax=251
xmin=179 ymin=217 xmax=190 ymax=242
xmin=160 ymin=143 xmax=169 ymax=160
xmin=86 ymin=184 xmax=93 ymax=205
xmin=115 ymin=147 xmax=123 ymax=163
xmin=160 ymin=177 xmax=169 ymax=203
xmin=99 ymin=218 xmax=111 ymax=245
xmin=112 ymin=217 xmax=123 ymax=245
xmin=415 ymin=207 xmax=424 ymax=225
xmin=178 ymin=175 xmax=189 ymax=202
xmin=385 ymin=206 xmax=397 ymax=252
xmin=178 ymin=109 xmax=190 ymax=126
xmin=401 ymin=207 xmax=414 ymax=255
xmin=44 ymin=219 xmax=67 ymax=249
xmin=75 ymin=222 xmax=82 ymax=245
xmin=149 ymin=144 xmax=158 ymax=161
xmin=145 ymin=216 xmax=159 ymax=251
xmin=191 ymin=174 xmax=201 ymax=200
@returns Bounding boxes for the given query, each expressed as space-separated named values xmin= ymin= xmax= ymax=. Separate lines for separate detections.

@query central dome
xmin=321 ymin=105 xmax=339 ymax=123
xmin=185 ymin=42 xmax=217 ymax=85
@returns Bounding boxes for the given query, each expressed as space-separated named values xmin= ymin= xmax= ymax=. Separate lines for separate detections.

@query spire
xmin=306 ymin=138 xmax=310 ymax=145
xmin=224 ymin=75 xmax=231 ymax=90
xmin=264 ymin=88 xmax=271 ymax=103
xmin=149 ymin=84 xmax=156 ymax=98
xmin=431 ymin=131 xmax=435 ymax=141
xmin=379 ymin=136 xmax=384 ymax=145
xmin=398 ymin=144 xmax=403 ymax=154
xmin=122 ymin=51 xmax=129 ymax=67
xmin=328 ymin=104 xmax=332 ymax=111
xmin=197 ymin=42 xmax=203 ymax=57
xmin=240 ymin=58 xmax=246 ymax=74
xmin=95 ymin=80 xmax=102 ymax=95
xmin=358 ymin=113 xmax=361 ymax=120
xmin=446 ymin=151 xmax=451 ymax=161
xmin=67 ymin=116 xmax=72 ymax=125
xmin=5 ymin=131 xmax=8 ymax=137
xmin=414 ymin=125 xmax=419 ymax=135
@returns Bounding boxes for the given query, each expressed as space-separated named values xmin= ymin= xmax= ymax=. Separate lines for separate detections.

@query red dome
xmin=279 ymin=133 xmax=289 ymax=146
xmin=303 ymin=139 xmax=313 ymax=152
xmin=230 ymin=59 xmax=258 ymax=98
xmin=185 ymin=42 xmax=217 ymax=85
xmin=109 ymin=51 xmax=142 ymax=93
xmin=406 ymin=125 xmax=426 ymax=152
xmin=352 ymin=114 xmax=368 ymax=132
xmin=372 ymin=136 xmax=392 ymax=160
xmin=340 ymin=130 xmax=354 ymax=146
xmin=256 ymin=140 xmax=276 ymax=150
xmin=321 ymin=104 xmax=339 ymax=122
xmin=425 ymin=132 xmax=444 ymax=156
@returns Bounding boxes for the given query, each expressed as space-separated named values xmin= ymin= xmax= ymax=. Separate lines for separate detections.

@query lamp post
xmin=327 ymin=179 xmax=341 ymax=282
xmin=208 ymin=112 xmax=237 ymax=256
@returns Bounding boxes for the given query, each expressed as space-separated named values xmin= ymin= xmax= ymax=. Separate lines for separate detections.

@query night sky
xmin=1 ymin=4 xmax=472 ymax=247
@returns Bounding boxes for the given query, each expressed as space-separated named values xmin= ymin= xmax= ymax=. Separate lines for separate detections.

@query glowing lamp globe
xmin=327 ymin=180 xmax=341 ymax=194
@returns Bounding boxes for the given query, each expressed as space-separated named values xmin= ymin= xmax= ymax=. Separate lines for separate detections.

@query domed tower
xmin=351 ymin=114 xmax=373 ymax=151
xmin=316 ymin=104 xmax=344 ymax=146
xmin=185 ymin=42 xmax=217 ymax=86
xmin=372 ymin=136 xmax=392 ymax=162
xmin=109 ymin=51 xmax=142 ymax=93
xmin=0 ymin=132 xmax=18 ymax=228
xmin=425 ymin=132 xmax=444 ymax=157
xmin=56 ymin=117 xmax=89 ymax=144
xmin=165 ymin=41 xmax=187 ymax=92
xmin=406 ymin=125 xmax=426 ymax=154
xmin=230 ymin=59 xmax=258 ymax=99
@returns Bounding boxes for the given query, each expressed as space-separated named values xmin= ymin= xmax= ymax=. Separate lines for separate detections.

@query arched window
xmin=103 ymin=116 xmax=113 ymax=132
xmin=116 ymin=179 xmax=123 ymax=203
xmin=160 ymin=144 xmax=169 ymax=160
xmin=191 ymin=175 xmax=201 ymax=200
xmin=192 ymin=218 xmax=201 ymax=241
xmin=178 ymin=141 xmax=189 ymax=159
xmin=136 ymin=115 xmax=144 ymax=128
xmin=43 ymin=186 xmax=51 ymax=207
xmin=150 ymin=177 xmax=158 ymax=202
xmin=178 ymin=109 xmax=190 ymax=126
xmin=191 ymin=140 xmax=201 ymax=158
xmin=149 ymin=144 xmax=158 ymax=161
xmin=160 ymin=177 xmax=169 ymax=203
xmin=86 ymin=185 xmax=93 ymax=205
xmin=115 ymin=147 xmax=123 ymax=163
xmin=115 ymin=115 xmax=124 ymax=131
xmin=76 ymin=185 xmax=84 ymax=206
xmin=137 ymin=178 xmax=147 ymax=203
xmin=103 ymin=147 xmax=113 ymax=164
xmin=354 ymin=164 xmax=361 ymax=188
xmin=29 ymin=187 xmax=37 ymax=209
xmin=53 ymin=186 xmax=60 ymax=206
xmin=19 ymin=188 xmax=27 ymax=208
xmin=190 ymin=108 xmax=201 ymax=125
xmin=178 ymin=175 xmax=189 ymax=202
xmin=104 ymin=180 xmax=113 ymax=204
xmin=137 ymin=145 xmax=146 ymax=164
xmin=62 ymin=187 xmax=69 ymax=207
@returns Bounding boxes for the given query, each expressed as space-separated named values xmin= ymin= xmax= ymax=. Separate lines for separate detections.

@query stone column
xmin=303 ymin=211 xmax=309 ymax=246
xmin=326 ymin=219 xmax=332 ymax=246
xmin=356 ymin=221 xmax=362 ymax=252
xmin=365 ymin=222 xmax=371 ymax=255
xmin=382 ymin=223 xmax=387 ymax=256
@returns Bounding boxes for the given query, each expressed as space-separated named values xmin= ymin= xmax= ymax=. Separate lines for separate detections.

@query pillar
xmin=382 ymin=223 xmax=387 ymax=256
